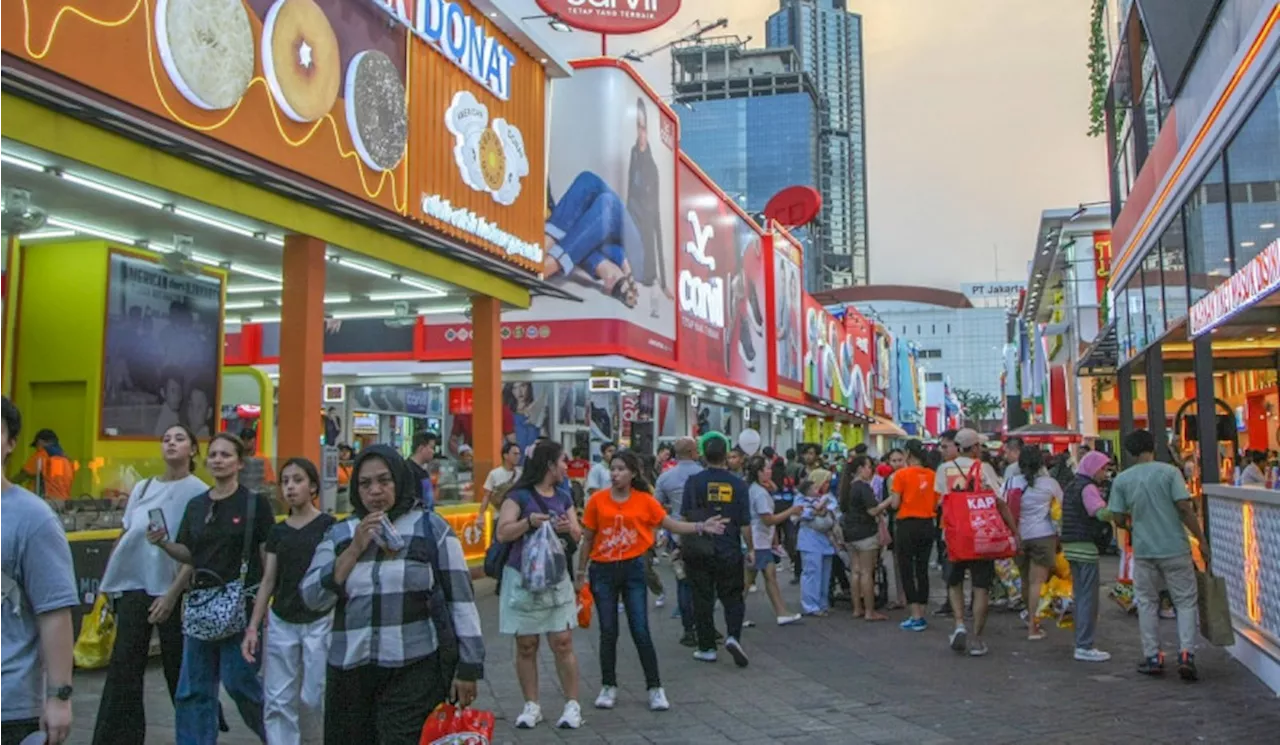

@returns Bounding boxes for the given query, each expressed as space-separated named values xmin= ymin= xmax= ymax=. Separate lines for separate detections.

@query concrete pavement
xmin=68 ymin=557 xmax=1280 ymax=743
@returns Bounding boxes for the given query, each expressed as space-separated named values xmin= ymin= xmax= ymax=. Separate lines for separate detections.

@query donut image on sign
xmin=262 ymin=0 xmax=341 ymax=123
xmin=445 ymin=91 xmax=529 ymax=205
xmin=155 ymin=0 xmax=255 ymax=110
xmin=344 ymin=50 xmax=408 ymax=171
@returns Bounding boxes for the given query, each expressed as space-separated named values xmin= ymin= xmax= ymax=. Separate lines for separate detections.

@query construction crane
xmin=620 ymin=18 xmax=729 ymax=62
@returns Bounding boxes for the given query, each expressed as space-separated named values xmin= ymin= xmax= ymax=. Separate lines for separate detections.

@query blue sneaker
xmin=899 ymin=617 xmax=916 ymax=630
xmin=899 ymin=617 xmax=927 ymax=632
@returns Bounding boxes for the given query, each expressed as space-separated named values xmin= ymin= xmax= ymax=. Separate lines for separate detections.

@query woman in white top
xmin=92 ymin=424 xmax=208 ymax=745
xmin=1013 ymin=447 xmax=1063 ymax=641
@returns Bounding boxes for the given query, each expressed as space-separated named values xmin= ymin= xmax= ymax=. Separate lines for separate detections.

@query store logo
xmin=679 ymin=210 xmax=723 ymax=329
xmin=445 ymin=92 xmax=529 ymax=206
xmin=1189 ymin=239 xmax=1280 ymax=336
xmin=370 ymin=0 xmax=517 ymax=100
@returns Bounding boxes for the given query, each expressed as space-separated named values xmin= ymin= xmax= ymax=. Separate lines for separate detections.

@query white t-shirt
xmin=748 ymin=483 xmax=776 ymax=550
xmin=586 ymin=462 xmax=612 ymax=492
xmin=100 ymin=474 xmax=207 ymax=596
xmin=935 ymin=457 xmax=1003 ymax=496
xmin=482 ymin=465 xmax=520 ymax=494
xmin=1019 ymin=474 xmax=1063 ymax=540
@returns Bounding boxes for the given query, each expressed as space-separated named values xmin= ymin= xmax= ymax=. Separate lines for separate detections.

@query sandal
xmin=864 ymin=613 xmax=889 ymax=622
xmin=609 ymin=274 xmax=638 ymax=308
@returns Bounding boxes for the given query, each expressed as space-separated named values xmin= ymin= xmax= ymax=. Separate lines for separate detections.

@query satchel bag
xmin=182 ymin=494 xmax=257 ymax=642
xmin=1196 ymin=568 xmax=1235 ymax=647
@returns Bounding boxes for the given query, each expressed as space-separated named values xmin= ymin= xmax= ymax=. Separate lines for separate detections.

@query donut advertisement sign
xmin=445 ymin=91 xmax=530 ymax=206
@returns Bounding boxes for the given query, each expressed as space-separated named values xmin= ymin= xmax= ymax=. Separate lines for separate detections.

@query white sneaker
xmin=556 ymin=700 xmax=583 ymax=729
xmin=949 ymin=625 xmax=968 ymax=653
xmin=724 ymin=636 xmax=749 ymax=668
xmin=515 ymin=701 xmax=543 ymax=729
xmin=777 ymin=613 xmax=802 ymax=626
xmin=748 ymin=584 xmax=759 ymax=594
xmin=693 ymin=649 xmax=718 ymax=662
xmin=1074 ymin=647 xmax=1112 ymax=663
xmin=648 ymin=687 xmax=670 ymax=711
xmin=654 ymin=594 xmax=666 ymax=608
xmin=594 ymin=686 xmax=618 ymax=709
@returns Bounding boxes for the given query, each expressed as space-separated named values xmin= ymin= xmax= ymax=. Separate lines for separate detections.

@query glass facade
xmin=766 ymin=0 xmax=869 ymax=287
xmin=1184 ymin=155 xmax=1232 ymax=303
xmin=1225 ymin=75 xmax=1280 ymax=268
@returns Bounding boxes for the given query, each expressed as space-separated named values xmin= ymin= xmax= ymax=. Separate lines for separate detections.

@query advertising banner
xmin=676 ymin=156 xmax=768 ymax=394
xmin=769 ymin=227 xmax=805 ymax=403
xmin=844 ymin=306 xmax=873 ymax=416
xmin=101 ymin=252 xmax=223 ymax=439
xmin=4 ymin=0 xmax=547 ymax=270
xmin=872 ymin=323 xmax=894 ymax=419
xmin=803 ymin=294 xmax=839 ymax=405
xmin=423 ymin=60 xmax=677 ymax=364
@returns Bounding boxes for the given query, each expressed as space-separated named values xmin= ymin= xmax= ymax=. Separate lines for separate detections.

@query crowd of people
xmin=0 ymin=390 xmax=1217 ymax=745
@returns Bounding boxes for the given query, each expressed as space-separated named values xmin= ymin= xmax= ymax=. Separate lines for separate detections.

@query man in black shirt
xmin=680 ymin=434 xmax=753 ymax=667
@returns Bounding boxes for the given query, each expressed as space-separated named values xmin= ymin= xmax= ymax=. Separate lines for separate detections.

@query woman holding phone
xmin=242 ymin=458 xmax=335 ymax=744
xmin=92 ymin=425 xmax=207 ymax=745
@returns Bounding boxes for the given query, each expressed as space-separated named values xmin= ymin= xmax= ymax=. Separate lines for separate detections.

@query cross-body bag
xmin=182 ymin=493 xmax=257 ymax=641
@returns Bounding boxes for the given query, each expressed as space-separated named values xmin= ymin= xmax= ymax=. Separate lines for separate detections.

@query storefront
xmin=1095 ymin=2 xmax=1279 ymax=691
xmin=2 ymin=1 xmax=571 ymax=613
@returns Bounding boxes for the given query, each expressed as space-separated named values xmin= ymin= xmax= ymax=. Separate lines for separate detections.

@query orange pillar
xmin=278 ymin=235 xmax=325 ymax=466
xmin=472 ymin=295 xmax=502 ymax=490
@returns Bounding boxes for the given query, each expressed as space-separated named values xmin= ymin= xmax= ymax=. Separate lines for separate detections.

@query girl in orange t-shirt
xmin=575 ymin=450 xmax=727 ymax=713
xmin=886 ymin=444 xmax=940 ymax=628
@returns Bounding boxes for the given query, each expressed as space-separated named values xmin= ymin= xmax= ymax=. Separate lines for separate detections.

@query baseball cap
xmin=955 ymin=428 xmax=986 ymax=449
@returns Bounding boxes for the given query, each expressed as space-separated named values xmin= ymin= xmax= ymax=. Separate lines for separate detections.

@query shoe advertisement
xmin=422 ymin=60 xmax=679 ymax=365
xmin=676 ymin=155 xmax=769 ymax=395
xmin=770 ymin=228 xmax=806 ymax=403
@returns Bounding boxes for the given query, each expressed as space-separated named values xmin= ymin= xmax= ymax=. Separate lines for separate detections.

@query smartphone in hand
xmin=147 ymin=508 xmax=168 ymax=539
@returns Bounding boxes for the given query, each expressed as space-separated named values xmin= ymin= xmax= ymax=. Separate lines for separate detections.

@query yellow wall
xmin=3 ymin=237 xmax=21 ymax=398
xmin=9 ymin=240 xmax=224 ymax=496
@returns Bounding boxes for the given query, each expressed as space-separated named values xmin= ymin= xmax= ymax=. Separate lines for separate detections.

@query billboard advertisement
xmin=844 ymin=306 xmax=874 ymax=416
xmin=769 ymin=227 xmax=805 ymax=402
xmin=872 ymin=323 xmax=894 ymax=419
xmin=676 ymin=156 xmax=768 ymax=393
xmin=4 ymin=0 xmax=548 ymax=271
xmin=423 ymin=60 xmax=677 ymax=364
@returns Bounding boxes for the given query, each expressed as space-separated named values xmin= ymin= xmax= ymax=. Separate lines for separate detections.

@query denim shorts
xmin=752 ymin=548 xmax=777 ymax=571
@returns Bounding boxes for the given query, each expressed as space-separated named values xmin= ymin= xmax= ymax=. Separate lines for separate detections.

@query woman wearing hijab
xmin=1061 ymin=451 xmax=1115 ymax=662
xmin=300 ymin=445 xmax=484 ymax=745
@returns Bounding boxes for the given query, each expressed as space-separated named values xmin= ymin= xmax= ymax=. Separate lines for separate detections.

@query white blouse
xmin=99 ymin=474 xmax=208 ymax=597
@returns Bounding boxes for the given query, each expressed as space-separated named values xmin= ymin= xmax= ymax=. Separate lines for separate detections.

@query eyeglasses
xmin=358 ymin=473 xmax=395 ymax=491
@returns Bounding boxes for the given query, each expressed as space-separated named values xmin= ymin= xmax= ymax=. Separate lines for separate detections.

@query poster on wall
xmin=423 ymin=61 xmax=677 ymax=363
xmin=503 ymin=382 xmax=552 ymax=457
xmin=772 ymin=228 xmax=805 ymax=400
xmin=101 ymin=253 xmax=223 ymax=438
xmin=873 ymin=323 xmax=894 ymax=419
xmin=803 ymin=294 xmax=840 ymax=405
xmin=677 ymin=157 xmax=768 ymax=393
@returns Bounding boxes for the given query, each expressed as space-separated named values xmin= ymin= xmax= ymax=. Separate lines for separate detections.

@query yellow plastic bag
xmin=73 ymin=595 xmax=116 ymax=670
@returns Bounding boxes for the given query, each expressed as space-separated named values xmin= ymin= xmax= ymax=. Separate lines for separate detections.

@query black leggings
xmin=895 ymin=518 xmax=936 ymax=606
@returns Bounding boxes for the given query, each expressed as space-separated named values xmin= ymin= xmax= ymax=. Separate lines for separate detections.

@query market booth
xmin=2 ymin=0 xmax=573 ymax=621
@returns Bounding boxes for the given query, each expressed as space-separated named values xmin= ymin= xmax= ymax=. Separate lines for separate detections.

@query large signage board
xmin=677 ymin=156 xmax=768 ymax=394
xmin=770 ymin=228 xmax=805 ymax=402
xmin=3 ymin=0 xmax=546 ymax=270
xmin=1189 ymin=239 xmax=1280 ymax=337
xmin=535 ymin=0 xmax=682 ymax=35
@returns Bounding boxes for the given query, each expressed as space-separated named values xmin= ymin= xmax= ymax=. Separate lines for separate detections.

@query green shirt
xmin=1107 ymin=461 xmax=1191 ymax=559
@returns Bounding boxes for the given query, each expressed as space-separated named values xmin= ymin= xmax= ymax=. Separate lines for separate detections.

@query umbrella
xmin=1007 ymin=422 xmax=1082 ymax=445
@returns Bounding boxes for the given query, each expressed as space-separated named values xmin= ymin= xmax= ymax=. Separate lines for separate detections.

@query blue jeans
xmin=589 ymin=558 xmax=661 ymax=689
xmin=800 ymin=551 xmax=833 ymax=613
xmin=547 ymin=171 xmax=643 ymax=277
xmin=176 ymin=632 xmax=265 ymax=744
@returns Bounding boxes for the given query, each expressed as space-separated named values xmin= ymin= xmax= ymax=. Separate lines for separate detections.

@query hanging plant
xmin=1087 ymin=0 xmax=1109 ymax=137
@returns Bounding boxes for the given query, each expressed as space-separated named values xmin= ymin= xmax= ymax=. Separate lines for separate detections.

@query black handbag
xmin=182 ymin=493 xmax=257 ymax=642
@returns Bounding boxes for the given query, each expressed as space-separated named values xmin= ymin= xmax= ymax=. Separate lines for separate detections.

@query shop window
xmin=1125 ymin=276 xmax=1147 ymax=354
xmin=1142 ymin=247 xmax=1165 ymax=340
xmin=1224 ymin=74 xmax=1279 ymax=269
xmin=1160 ymin=216 xmax=1190 ymax=325
xmin=1116 ymin=286 xmax=1133 ymax=361
xmin=1183 ymin=156 xmax=1232 ymax=303
xmin=925 ymin=372 xmax=943 ymax=382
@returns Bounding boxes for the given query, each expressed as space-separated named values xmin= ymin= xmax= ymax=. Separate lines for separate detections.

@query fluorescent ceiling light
xmin=658 ymin=375 xmax=680 ymax=385
xmin=1240 ymin=241 xmax=1256 ymax=248
xmin=227 ymin=283 xmax=282 ymax=294
xmin=18 ymin=229 xmax=75 ymax=240
xmin=368 ymin=291 xmax=441 ymax=302
xmin=531 ymin=365 xmax=593 ymax=373
xmin=60 ymin=173 xmax=167 ymax=209
xmin=714 ymin=387 xmax=731 ymax=397
xmin=624 ymin=368 xmax=648 ymax=377
xmin=331 ymin=309 xmax=397 ymax=320
xmin=398 ymin=276 xmax=447 ymax=296
xmin=224 ymin=300 xmax=265 ymax=310
xmin=324 ymin=294 xmax=351 ymax=304
xmin=690 ymin=383 xmax=708 ymax=392
xmin=245 ymin=315 xmax=280 ymax=324
xmin=173 ymin=207 xmax=257 ymax=238
xmin=263 ymin=235 xmax=286 ymax=246
xmin=46 ymin=217 xmax=136 ymax=244
xmin=1260 ymin=223 xmax=1276 ymax=230
xmin=0 ymin=152 xmax=44 ymax=172
xmin=416 ymin=306 xmax=468 ymax=315
xmin=229 ymin=264 xmax=283 ymax=282
xmin=334 ymin=257 xmax=393 ymax=279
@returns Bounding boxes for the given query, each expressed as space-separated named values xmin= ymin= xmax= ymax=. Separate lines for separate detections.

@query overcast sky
xmin=499 ymin=0 xmax=1108 ymax=290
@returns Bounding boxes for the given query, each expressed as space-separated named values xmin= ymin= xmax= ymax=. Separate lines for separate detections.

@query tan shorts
xmin=1019 ymin=536 xmax=1058 ymax=570
xmin=848 ymin=535 xmax=880 ymax=553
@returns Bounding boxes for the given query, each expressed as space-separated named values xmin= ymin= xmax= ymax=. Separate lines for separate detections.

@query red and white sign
xmin=1189 ymin=239 xmax=1280 ymax=337
xmin=677 ymin=156 xmax=768 ymax=394
xmin=844 ymin=307 xmax=873 ymax=417
xmin=768 ymin=227 xmax=805 ymax=403
xmin=536 ymin=0 xmax=682 ymax=35
xmin=764 ymin=185 xmax=823 ymax=228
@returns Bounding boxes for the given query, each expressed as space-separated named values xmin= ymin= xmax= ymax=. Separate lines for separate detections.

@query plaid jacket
xmin=301 ymin=509 xmax=484 ymax=680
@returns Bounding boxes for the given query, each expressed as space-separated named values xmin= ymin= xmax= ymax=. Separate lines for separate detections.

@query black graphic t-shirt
xmin=680 ymin=468 xmax=750 ymax=558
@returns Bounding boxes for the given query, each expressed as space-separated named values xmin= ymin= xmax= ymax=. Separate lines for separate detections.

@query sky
xmin=498 ymin=0 xmax=1109 ymax=290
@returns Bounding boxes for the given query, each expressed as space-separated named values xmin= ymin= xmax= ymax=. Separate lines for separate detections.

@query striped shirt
xmin=301 ymin=508 xmax=484 ymax=680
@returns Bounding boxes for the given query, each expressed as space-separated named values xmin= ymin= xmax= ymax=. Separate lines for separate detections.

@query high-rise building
xmin=766 ymin=0 xmax=869 ymax=288
xmin=671 ymin=40 xmax=825 ymax=290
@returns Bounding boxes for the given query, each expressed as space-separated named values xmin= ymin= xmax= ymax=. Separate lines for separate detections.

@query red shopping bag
xmin=577 ymin=583 xmax=593 ymax=629
xmin=420 ymin=704 xmax=495 ymax=745
xmin=942 ymin=461 xmax=1017 ymax=562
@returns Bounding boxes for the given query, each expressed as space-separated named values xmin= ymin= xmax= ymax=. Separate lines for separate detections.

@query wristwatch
xmin=48 ymin=684 xmax=73 ymax=701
